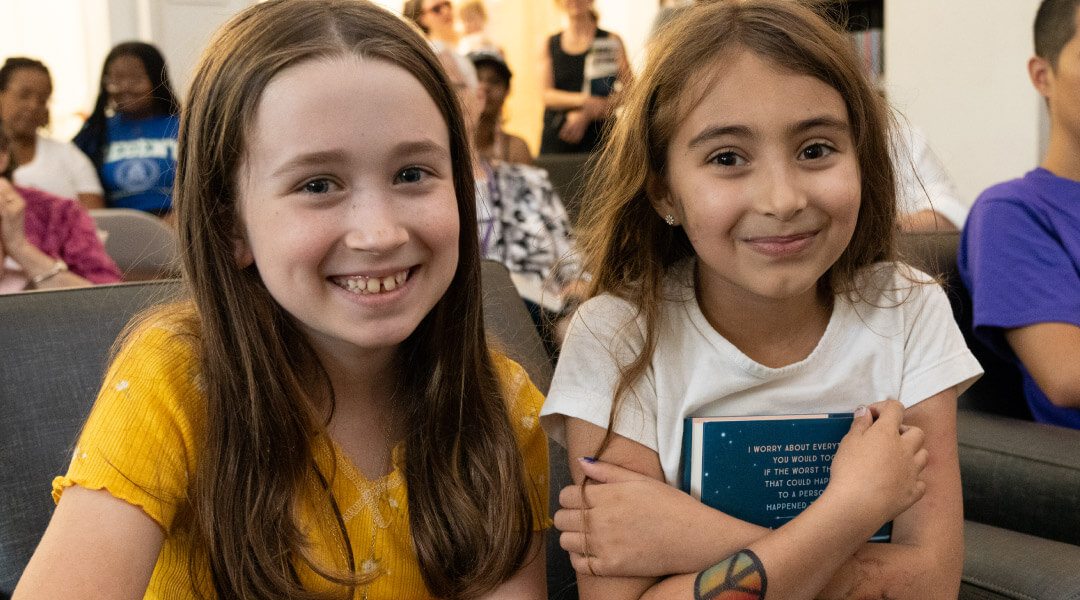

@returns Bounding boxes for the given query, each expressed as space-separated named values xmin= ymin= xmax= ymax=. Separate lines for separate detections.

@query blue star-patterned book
xmin=680 ymin=413 xmax=891 ymax=543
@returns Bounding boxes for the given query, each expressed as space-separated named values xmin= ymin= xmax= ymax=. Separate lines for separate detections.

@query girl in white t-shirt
xmin=539 ymin=2 xmax=981 ymax=599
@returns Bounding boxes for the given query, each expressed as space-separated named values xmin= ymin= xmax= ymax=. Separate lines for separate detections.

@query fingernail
xmin=854 ymin=405 xmax=868 ymax=418
xmin=579 ymin=456 xmax=597 ymax=464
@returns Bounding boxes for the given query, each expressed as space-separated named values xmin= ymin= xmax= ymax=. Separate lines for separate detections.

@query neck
xmin=10 ymin=132 xmax=36 ymax=164
xmin=476 ymin=113 xmax=497 ymax=146
xmin=429 ymin=28 xmax=458 ymax=45
xmin=1041 ymin=128 xmax=1080 ymax=183
xmin=567 ymin=14 xmax=596 ymax=36
xmin=697 ymin=274 xmax=832 ymax=369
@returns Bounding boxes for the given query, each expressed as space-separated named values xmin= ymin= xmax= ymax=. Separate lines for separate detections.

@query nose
xmin=342 ymin=194 xmax=409 ymax=253
xmin=753 ymin=163 xmax=806 ymax=221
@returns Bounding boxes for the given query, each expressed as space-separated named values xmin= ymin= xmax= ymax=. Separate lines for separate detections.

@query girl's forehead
xmin=668 ymin=50 xmax=846 ymax=134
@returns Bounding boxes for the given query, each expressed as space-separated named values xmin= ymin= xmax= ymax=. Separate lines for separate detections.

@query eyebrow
xmin=389 ymin=139 xmax=450 ymax=161
xmin=686 ymin=116 xmax=851 ymax=149
xmin=270 ymin=140 xmax=449 ymax=178
xmin=271 ymin=150 xmax=348 ymax=178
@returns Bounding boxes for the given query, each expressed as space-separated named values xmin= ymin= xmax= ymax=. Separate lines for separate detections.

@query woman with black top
xmin=539 ymin=0 xmax=630 ymax=154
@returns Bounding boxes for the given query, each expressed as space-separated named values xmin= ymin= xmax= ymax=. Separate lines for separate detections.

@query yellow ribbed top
xmin=53 ymin=323 xmax=550 ymax=599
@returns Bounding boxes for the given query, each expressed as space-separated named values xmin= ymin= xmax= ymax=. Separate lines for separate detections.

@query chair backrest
xmin=89 ymin=208 xmax=181 ymax=281
xmin=895 ymin=231 xmax=1029 ymax=419
xmin=0 ymin=280 xmax=183 ymax=596
xmin=480 ymin=259 xmax=554 ymax=394
xmin=478 ymin=260 xmax=576 ymax=598
xmin=533 ymin=153 xmax=594 ymax=226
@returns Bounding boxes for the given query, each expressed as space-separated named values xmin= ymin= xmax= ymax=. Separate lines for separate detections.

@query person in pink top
xmin=0 ymin=127 xmax=121 ymax=292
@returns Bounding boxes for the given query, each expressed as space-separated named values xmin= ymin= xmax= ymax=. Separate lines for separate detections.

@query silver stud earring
xmin=664 ymin=214 xmax=676 ymax=226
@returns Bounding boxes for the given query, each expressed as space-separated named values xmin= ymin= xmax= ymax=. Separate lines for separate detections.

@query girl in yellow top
xmin=14 ymin=1 xmax=549 ymax=599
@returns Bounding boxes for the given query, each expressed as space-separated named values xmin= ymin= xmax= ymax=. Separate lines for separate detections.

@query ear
xmin=1028 ymin=55 xmax=1054 ymax=99
xmin=646 ymin=175 xmax=679 ymax=226
xmin=232 ymin=218 xmax=254 ymax=268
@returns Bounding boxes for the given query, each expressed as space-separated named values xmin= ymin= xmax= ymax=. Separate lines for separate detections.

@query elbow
xmin=1042 ymin=383 xmax=1080 ymax=409
xmin=1031 ymin=369 xmax=1080 ymax=409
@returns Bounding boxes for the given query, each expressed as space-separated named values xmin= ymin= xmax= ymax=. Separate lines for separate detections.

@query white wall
xmin=109 ymin=0 xmax=253 ymax=99
xmin=885 ymin=0 xmax=1045 ymax=204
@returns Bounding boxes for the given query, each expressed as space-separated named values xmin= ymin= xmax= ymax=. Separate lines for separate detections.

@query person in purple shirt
xmin=958 ymin=0 xmax=1080 ymax=429
xmin=0 ymin=127 xmax=121 ymax=292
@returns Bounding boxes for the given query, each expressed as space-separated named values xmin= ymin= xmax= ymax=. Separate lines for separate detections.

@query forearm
xmin=542 ymin=88 xmax=589 ymax=111
xmin=818 ymin=538 xmax=961 ymax=600
xmin=8 ymin=242 xmax=91 ymax=289
xmin=77 ymin=193 xmax=105 ymax=210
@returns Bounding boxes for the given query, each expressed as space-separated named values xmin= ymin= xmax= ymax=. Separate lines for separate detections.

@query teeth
xmin=336 ymin=269 xmax=410 ymax=295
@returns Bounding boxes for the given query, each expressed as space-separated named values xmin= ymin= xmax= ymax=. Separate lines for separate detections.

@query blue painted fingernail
xmin=579 ymin=456 xmax=597 ymax=464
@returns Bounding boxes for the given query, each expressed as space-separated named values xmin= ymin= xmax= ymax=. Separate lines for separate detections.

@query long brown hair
xmin=171 ymin=0 xmax=537 ymax=597
xmin=574 ymin=0 xmax=897 ymax=458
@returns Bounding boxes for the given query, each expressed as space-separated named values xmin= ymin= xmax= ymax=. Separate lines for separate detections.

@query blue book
xmin=680 ymin=413 xmax=891 ymax=543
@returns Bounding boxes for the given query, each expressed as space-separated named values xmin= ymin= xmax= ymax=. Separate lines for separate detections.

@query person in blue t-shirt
xmin=74 ymin=42 xmax=181 ymax=218
xmin=958 ymin=0 xmax=1080 ymax=429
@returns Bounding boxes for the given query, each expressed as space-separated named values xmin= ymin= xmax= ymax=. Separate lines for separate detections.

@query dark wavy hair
xmin=72 ymin=42 xmax=181 ymax=178
xmin=0 ymin=56 xmax=50 ymax=91
xmin=158 ymin=0 xmax=539 ymax=598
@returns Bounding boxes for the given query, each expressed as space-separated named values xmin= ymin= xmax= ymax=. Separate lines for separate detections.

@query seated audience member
xmin=893 ymin=121 xmax=969 ymax=231
xmin=959 ymin=0 xmax=1080 ymax=428
xmin=0 ymin=128 xmax=121 ymax=292
xmin=469 ymin=50 xmax=533 ymax=165
xmin=0 ymin=57 xmax=104 ymax=208
xmin=73 ymin=42 xmax=181 ymax=217
xmin=442 ymin=49 xmax=581 ymax=337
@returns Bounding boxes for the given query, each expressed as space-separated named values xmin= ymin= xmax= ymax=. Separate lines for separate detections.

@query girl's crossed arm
xmin=557 ymin=395 xmax=951 ymax=600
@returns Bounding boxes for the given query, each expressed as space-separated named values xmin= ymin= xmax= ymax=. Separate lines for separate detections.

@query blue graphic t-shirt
xmin=100 ymin=114 xmax=180 ymax=214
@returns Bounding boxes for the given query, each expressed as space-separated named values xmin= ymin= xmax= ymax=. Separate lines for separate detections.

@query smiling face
xmin=236 ymin=55 xmax=460 ymax=362
xmin=0 ymin=67 xmax=51 ymax=139
xmin=104 ymin=54 xmax=155 ymax=118
xmin=656 ymin=49 xmax=860 ymax=313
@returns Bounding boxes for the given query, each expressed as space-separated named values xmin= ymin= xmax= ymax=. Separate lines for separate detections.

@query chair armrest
xmin=961 ymin=520 xmax=1080 ymax=600
xmin=958 ymin=410 xmax=1080 ymax=546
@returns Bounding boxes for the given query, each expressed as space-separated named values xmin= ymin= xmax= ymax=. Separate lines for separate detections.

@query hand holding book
xmin=825 ymin=401 xmax=930 ymax=534
xmin=552 ymin=400 xmax=929 ymax=581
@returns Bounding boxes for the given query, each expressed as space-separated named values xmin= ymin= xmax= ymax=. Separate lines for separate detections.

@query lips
xmin=331 ymin=268 xmax=410 ymax=295
xmin=743 ymin=232 xmax=818 ymax=257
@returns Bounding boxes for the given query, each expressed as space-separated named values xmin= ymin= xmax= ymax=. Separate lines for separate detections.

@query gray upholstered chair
xmin=0 ymin=280 xmax=183 ymax=597
xmin=89 ymin=208 xmax=181 ymax=281
xmin=479 ymin=259 xmax=576 ymax=599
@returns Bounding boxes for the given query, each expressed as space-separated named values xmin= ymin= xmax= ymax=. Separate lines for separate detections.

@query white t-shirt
xmin=540 ymin=259 xmax=983 ymax=485
xmin=13 ymin=134 xmax=103 ymax=200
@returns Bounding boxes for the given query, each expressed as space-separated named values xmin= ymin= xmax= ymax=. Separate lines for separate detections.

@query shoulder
xmin=846 ymin=262 xmax=946 ymax=315
xmin=973 ymin=169 xmax=1068 ymax=209
xmin=489 ymin=352 xmax=545 ymax=436
xmin=496 ymin=160 xmax=552 ymax=188
xmin=16 ymin=185 xmax=76 ymax=215
xmin=115 ymin=309 xmax=201 ymax=376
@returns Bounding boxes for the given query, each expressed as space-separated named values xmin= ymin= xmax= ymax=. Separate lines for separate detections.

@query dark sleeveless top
xmin=540 ymin=29 xmax=612 ymax=155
